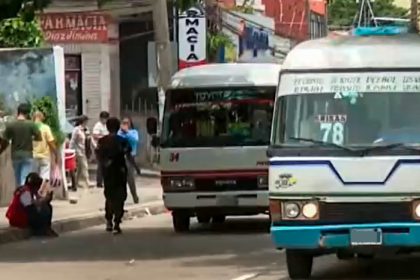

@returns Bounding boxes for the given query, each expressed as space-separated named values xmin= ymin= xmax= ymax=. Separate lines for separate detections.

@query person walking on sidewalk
xmin=118 ymin=117 xmax=140 ymax=204
xmin=70 ymin=115 xmax=90 ymax=190
xmin=4 ymin=103 xmax=41 ymax=187
xmin=92 ymin=111 xmax=109 ymax=188
xmin=32 ymin=110 xmax=59 ymax=196
xmin=96 ymin=117 xmax=137 ymax=234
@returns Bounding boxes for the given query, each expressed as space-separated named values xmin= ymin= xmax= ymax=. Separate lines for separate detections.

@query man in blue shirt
xmin=118 ymin=117 xmax=140 ymax=204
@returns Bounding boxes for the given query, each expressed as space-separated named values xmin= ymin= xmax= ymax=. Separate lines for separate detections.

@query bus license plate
xmin=350 ymin=228 xmax=382 ymax=246
xmin=216 ymin=195 xmax=238 ymax=206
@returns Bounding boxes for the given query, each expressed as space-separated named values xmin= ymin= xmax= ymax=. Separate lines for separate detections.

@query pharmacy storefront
xmin=40 ymin=12 xmax=114 ymax=119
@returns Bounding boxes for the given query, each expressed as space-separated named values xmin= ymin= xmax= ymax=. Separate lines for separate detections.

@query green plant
xmin=0 ymin=16 xmax=44 ymax=48
xmin=207 ymin=31 xmax=234 ymax=61
xmin=328 ymin=0 xmax=408 ymax=28
xmin=31 ymin=96 xmax=65 ymax=146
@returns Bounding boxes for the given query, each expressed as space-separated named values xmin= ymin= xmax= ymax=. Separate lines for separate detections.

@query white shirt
xmin=92 ymin=121 xmax=108 ymax=147
xmin=19 ymin=190 xmax=33 ymax=207
xmin=70 ymin=126 xmax=87 ymax=156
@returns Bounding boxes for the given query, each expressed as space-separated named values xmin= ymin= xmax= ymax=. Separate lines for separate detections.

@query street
xmin=2 ymin=214 xmax=420 ymax=280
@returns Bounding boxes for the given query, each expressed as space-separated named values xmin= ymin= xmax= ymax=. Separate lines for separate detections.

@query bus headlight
xmin=170 ymin=179 xmax=182 ymax=188
xmin=284 ymin=202 xmax=300 ymax=218
xmin=414 ymin=201 xmax=420 ymax=219
xmin=281 ymin=201 xmax=319 ymax=220
xmin=170 ymin=178 xmax=194 ymax=188
xmin=302 ymin=202 xmax=318 ymax=218
xmin=257 ymin=175 xmax=268 ymax=188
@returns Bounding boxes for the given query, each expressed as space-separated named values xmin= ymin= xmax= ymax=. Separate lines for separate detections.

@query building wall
xmin=59 ymin=43 xmax=109 ymax=124
xmin=40 ymin=0 xmax=152 ymax=124
xmin=262 ymin=0 xmax=326 ymax=41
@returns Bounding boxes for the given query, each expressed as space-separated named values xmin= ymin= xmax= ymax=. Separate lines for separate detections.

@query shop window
xmin=65 ymin=55 xmax=82 ymax=117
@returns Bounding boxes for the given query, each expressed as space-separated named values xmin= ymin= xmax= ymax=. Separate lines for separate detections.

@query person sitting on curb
xmin=6 ymin=172 xmax=58 ymax=238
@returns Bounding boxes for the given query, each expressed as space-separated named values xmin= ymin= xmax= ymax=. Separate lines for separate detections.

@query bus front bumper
xmin=271 ymin=223 xmax=420 ymax=249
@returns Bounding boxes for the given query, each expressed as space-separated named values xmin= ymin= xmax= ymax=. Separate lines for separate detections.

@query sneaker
xmin=106 ymin=221 xmax=113 ymax=232
xmin=133 ymin=196 xmax=139 ymax=204
xmin=113 ymin=224 xmax=122 ymax=235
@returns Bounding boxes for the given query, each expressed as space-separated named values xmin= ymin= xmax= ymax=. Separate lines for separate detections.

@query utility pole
xmin=411 ymin=0 xmax=418 ymax=33
xmin=153 ymin=0 xmax=172 ymax=129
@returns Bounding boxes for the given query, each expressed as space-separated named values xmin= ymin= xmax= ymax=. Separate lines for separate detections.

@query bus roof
xmin=282 ymin=34 xmax=420 ymax=70
xmin=171 ymin=63 xmax=281 ymax=88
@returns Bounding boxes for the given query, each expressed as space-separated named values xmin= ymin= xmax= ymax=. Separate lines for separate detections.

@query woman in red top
xmin=6 ymin=172 xmax=57 ymax=237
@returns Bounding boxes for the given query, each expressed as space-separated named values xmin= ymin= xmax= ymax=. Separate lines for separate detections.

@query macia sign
xmin=280 ymin=72 xmax=420 ymax=95
xmin=178 ymin=7 xmax=207 ymax=69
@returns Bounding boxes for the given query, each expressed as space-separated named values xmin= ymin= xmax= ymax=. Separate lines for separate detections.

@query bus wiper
xmin=288 ymin=137 xmax=360 ymax=154
xmin=358 ymin=142 xmax=420 ymax=155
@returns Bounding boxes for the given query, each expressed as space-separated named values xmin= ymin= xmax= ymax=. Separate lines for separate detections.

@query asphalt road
xmin=2 ymin=213 xmax=420 ymax=280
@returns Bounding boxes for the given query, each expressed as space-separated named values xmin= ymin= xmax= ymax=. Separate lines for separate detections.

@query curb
xmin=138 ymin=172 xmax=161 ymax=179
xmin=0 ymin=202 xmax=165 ymax=246
xmin=87 ymin=169 xmax=161 ymax=179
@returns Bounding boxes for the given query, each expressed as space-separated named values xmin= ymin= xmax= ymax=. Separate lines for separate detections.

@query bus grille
xmin=319 ymin=202 xmax=413 ymax=224
xmin=194 ymin=177 xmax=262 ymax=192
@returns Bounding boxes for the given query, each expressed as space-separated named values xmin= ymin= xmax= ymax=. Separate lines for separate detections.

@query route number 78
xmin=320 ymin=122 xmax=344 ymax=144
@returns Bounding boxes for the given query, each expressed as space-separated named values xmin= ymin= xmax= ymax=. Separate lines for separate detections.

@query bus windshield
xmin=161 ymin=87 xmax=275 ymax=148
xmin=274 ymin=72 xmax=420 ymax=147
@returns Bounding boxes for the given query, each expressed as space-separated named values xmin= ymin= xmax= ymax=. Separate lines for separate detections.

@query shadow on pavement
xmin=311 ymin=255 xmax=420 ymax=279
xmin=5 ymin=214 xmax=420 ymax=279
xmin=0 ymin=216 xmax=282 ymax=274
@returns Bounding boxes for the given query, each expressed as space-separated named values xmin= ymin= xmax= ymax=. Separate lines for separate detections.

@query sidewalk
xmin=0 ymin=177 xmax=164 ymax=245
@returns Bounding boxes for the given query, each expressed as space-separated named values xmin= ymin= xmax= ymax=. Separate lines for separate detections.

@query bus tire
xmin=357 ymin=253 xmax=374 ymax=260
xmin=336 ymin=251 xmax=355 ymax=260
xmin=286 ymin=249 xmax=313 ymax=279
xmin=172 ymin=211 xmax=190 ymax=233
xmin=212 ymin=215 xmax=226 ymax=224
xmin=197 ymin=214 xmax=211 ymax=224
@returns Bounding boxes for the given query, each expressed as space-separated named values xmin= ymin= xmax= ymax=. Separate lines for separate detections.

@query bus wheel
xmin=212 ymin=215 xmax=226 ymax=224
xmin=286 ymin=249 xmax=313 ymax=279
xmin=172 ymin=211 xmax=190 ymax=233
xmin=336 ymin=251 xmax=355 ymax=260
xmin=197 ymin=214 xmax=211 ymax=224
xmin=357 ymin=253 xmax=374 ymax=260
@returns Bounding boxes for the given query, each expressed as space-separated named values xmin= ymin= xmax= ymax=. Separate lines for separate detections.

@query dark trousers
xmin=96 ymin=151 xmax=103 ymax=186
xmin=105 ymin=198 xmax=125 ymax=224
xmin=26 ymin=202 xmax=53 ymax=235
xmin=96 ymin=163 xmax=103 ymax=186
xmin=126 ymin=160 xmax=139 ymax=202
xmin=103 ymin=168 xmax=127 ymax=225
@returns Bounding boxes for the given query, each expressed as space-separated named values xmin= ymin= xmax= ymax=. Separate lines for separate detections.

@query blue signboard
xmin=239 ymin=25 xmax=269 ymax=57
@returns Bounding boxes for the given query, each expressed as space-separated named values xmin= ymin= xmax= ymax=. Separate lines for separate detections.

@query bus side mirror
xmin=151 ymin=135 xmax=160 ymax=148
xmin=266 ymin=147 xmax=273 ymax=158
xmin=146 ymin=117 xmax=157 ymax=135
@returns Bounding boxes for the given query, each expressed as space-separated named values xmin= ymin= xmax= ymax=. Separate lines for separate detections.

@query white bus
xmin=269 ymin=33 xmax=420 ymax=278
xmin=146 ymin=63 xmax=281 ymax=232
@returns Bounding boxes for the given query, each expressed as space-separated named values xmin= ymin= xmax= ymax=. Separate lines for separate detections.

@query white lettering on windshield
xmin=284 ymin=72 xmax=420 ymax=94
xmin=293 ymin=78 xmax=324 ymax=93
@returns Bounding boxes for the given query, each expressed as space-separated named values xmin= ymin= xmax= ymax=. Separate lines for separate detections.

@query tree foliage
xmin=0 ymin=16 xmax=44 ymax=48
xmin=172 ymin=0 xmax=200 ymax=12
xmin=207 ymin=31 xmax=233 ymax=61
xmin=328 ymin=0 xmax=408 ymax=28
